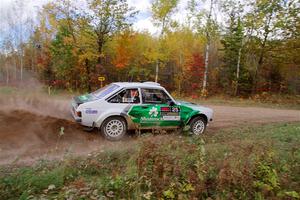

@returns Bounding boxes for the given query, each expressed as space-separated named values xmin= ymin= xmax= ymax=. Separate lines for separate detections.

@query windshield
xmin=91 ymin=84 xmax=120 ymax=99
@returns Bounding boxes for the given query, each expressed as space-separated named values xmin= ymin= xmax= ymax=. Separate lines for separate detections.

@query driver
xmin=130 ymin=89 xmax=140 ymax=103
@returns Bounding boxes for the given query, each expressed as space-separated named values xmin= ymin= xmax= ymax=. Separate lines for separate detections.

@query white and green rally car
xmin=71 ymin=82 xmax=213 ymax=140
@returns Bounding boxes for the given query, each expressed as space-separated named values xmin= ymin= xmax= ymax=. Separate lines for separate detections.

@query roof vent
xmin=143 ymin=81 xmax=160 ymax=86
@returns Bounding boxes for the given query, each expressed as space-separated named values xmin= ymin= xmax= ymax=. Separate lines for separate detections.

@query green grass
xmin=0 ymin=86 xmax=18 ymax=95
xmin=0 ymin=122 xmax=299 ymax=199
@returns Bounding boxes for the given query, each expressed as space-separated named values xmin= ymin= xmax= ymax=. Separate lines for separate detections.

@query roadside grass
xmin=0 ymin=123 xmax=299 ymax=199
xmin=0 ymin=86 xmax=18 ymax=95
xmin=0 ymin=86 xmax=74 ymax=100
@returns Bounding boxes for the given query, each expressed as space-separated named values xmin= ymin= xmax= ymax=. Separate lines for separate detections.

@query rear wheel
xmin=189 ymin=116 xmax=207 ymax=135
xmin=101 ymin=117 xmax=127 ymax=141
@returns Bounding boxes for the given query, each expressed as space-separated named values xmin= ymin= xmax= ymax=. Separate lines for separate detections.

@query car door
xmin=128 ymin=88 xmax=181 ymax=128
xmin=105 ymin=88 xmax=141 ymax=121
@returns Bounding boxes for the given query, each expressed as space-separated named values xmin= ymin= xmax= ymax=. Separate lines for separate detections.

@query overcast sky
xmin=0 ymin=0 xmax=219 ymax=42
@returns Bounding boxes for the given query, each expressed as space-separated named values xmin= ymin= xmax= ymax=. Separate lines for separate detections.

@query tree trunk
xmin=178 ymin=53 xmax=183 ymax=96
xmin=85 ymin=59 xmax=91 ymax=92
xmin=252 ymin=11 xmax=273 ymax=94
xmin=6 ymin=63 xmax=9 ymax=85
xmin=14 ymin=57 xmax=17 ymax=80
xmin=155 ymin=18 xmax=167 ymax=83
xmin=155 ymin=60 xmax=159 ymax=83
xmin=20 ymin=51 xmax=23 ymax=83
xmin=20 ymin=22 xmax=23 ymax=83
xmin=202 ymin=0 xmax=213 ymax=96
xmin=235 ymin=47 xmax=242 ymax=96
xmin=97 ymin=38 xmax=103 ymax=66
xmin=253 ymin=37 xmax=267 ymax=94
xmin=203 ymin=43 xmax=210 ymax=93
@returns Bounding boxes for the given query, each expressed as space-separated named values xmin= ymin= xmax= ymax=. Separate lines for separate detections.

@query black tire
xmin=101 ymin=116 xmax=127 ymax=141
xmin=189 ymin=116 xmax=207 ymax=135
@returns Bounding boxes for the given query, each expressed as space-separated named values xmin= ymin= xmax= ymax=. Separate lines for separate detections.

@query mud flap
xmin=83 ymin=122 xmax=95 ymax=132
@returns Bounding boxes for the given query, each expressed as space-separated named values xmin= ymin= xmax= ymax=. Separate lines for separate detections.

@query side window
xmin=108 ymin=89 xmax=140 ymax=104
xmin=141 ymin=88 xmax=171 ymax=104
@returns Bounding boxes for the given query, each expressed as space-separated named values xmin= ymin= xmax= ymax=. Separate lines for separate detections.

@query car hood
xmin=176 ymin=100 xmax=213 ymax=114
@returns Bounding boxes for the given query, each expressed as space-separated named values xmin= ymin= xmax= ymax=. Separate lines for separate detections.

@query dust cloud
xmin=0 ymin=71 xmax=141 ymax=166
xmin=0 ymin=94 xmax=72 ymax=120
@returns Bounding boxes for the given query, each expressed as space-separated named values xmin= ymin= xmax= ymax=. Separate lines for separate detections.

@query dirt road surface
xmin=0 ymin=95 xmax=299 ymax=165
xmin=211 ymin=105 xmax=300 ymax=129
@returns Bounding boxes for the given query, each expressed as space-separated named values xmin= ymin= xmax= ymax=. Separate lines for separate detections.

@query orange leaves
xmin=187 ymin=54 xmax=205 ymax=77
xmin=112 ymin=32 xmax=136 ymax=69
xmin=63 ymin=37 xmax=73 ymax=45
xmin=182 ymin=53 xmax=205 ymax=94
xmin=114 ymin=45 xmax=130 ymax=68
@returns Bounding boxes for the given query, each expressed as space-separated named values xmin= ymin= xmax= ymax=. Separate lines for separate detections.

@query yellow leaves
xmin=78 ymin=52 xmax=98 ymax=64
xmin=48 ymin=15 xmax=58 ymax=30
xmin=164 ymin=29 xmax=205 ymax=69
xmin=143 ymin=44 xmax=162 ymax=62
xmin=63 ymin=37 xmax=73 ymax=45
xmin=71 ymin=47 xmax=79 ymax=57
xmin=152 ymin=0 xmax=179 ymax=21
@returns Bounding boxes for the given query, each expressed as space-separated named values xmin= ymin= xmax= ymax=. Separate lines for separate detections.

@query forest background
xmin=0 ymin=0 xmax=299 ymax=97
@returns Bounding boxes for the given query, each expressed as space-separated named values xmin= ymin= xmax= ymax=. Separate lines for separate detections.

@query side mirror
xmin=168 ymin=101 xmax=175 ymax=106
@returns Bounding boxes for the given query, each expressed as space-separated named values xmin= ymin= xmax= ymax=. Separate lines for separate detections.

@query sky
xmin=0 ymin=0 xmax=219 ymax=43
xmin=0 ymin=0 xmax=175 ymax=35
xmin=0 ymin=0 xmax=209 ymax=33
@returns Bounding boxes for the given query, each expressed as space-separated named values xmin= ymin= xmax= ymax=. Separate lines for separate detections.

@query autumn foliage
xmin=0 ymin=0 xmax=299 ymax=96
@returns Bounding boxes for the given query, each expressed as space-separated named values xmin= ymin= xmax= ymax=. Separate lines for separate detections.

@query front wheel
xmin=189 ymin=116 xmax=207 ymax=135
xmin=101 ymin=117 xmax=127 ymax=141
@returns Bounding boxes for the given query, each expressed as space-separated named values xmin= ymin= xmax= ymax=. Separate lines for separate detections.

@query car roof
xmin=113 ymin=82 xmax=164 ymax=89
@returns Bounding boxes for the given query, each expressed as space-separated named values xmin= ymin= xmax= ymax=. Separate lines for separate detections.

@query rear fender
xmin=94 ymin=109 xmax=135 ymax=130
xmin=95 ymin=110 xmax=123 ymax=128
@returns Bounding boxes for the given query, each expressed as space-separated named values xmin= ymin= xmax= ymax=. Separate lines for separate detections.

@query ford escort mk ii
xmin=71 ymin=82 xmax=213 ymax=140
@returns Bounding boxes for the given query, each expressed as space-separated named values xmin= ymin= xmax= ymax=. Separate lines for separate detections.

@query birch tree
xmin=222 ymin=0 xmax=245 ymax=95
xmin=188 ymin=0 xmax=218 ymax=96
xmin=202 ymin=0 xmax=214 ymax=96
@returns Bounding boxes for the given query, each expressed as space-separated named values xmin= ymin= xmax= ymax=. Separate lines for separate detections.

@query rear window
xmin=91 ymin=84 xmax=120 ymax=99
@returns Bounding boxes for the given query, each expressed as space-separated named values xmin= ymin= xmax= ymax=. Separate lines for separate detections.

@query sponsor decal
xmin=141 ymin=117 xmax=160 ymax=121
xmin=161 ymin=106 xmax=181 ymax=121
xmin=162 ymin=116 xmax=181 ymax=121
xmin=160 ymin=107 xmax=180 ymax=113
xmin=149 ymin=107 xmax=158 ymax=117
xmin=85 ymin=109 xmax=98 ymax=114
xmin=171 ymin=107 xmax=180 ymax=113
xmin=161 ymin=107 xmax=171 ymax=112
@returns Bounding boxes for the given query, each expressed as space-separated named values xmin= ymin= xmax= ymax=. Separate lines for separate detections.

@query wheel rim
xmin=105 ymin=119 xmax=124 ymax=137
xmin=193 ymin=120 xmax=205 ymax=135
